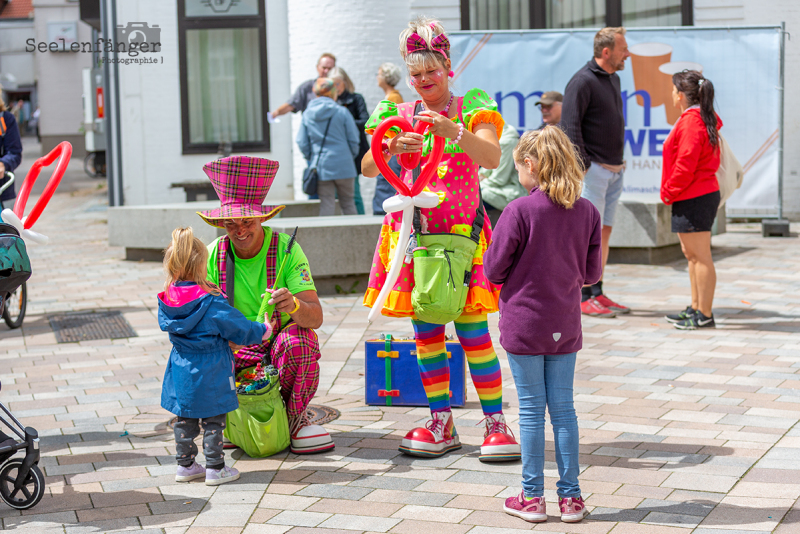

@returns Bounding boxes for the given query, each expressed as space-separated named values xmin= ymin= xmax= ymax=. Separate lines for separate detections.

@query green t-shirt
xmin=207 ymin=227 xmax=316 ymax=325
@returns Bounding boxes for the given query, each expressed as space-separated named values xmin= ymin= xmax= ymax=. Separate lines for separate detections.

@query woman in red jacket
xmin=661 ymin=70 xmax=721 ymax=330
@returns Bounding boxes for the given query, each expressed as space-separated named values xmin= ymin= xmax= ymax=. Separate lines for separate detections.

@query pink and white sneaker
xmin=503 ymin=491 xmax=547 ymax=522
xmin=478 ymin=413 xmax=521 ymax=462
xmin=399 ymin=410 xmax=461 ymax=457
xmin=559 ymin=496 xmax=588 ymax=522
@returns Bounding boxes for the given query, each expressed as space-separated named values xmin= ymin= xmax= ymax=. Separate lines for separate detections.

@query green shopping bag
xmin=224 ymin=368 xmax=290 ymax=458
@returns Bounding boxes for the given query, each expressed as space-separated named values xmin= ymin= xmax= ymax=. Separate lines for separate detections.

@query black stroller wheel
xmin=2 ymin=283 xmax=27 ymax=329
xmin=0 ymin=460 xmax=44 ymax=510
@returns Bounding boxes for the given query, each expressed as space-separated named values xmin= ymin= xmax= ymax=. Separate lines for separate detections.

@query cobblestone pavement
xmin=1 ymin=170 xmax=800 ymax=533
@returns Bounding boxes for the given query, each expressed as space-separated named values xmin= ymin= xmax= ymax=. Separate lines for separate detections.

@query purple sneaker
xmin=503 ymin=491 xmax=547 ymax=522
xmin=559 ymin=496 xmax=588 ymax=522
xmin=205 ymin=465 xmax=240 ymax=486
xmin=175 ymin=462 xmax=205 ymax=482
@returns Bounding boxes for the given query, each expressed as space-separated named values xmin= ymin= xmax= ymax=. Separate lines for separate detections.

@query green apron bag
xmin=224 ymin=367 xmax=290 ymax=458
xmin=411 ymin=233 xmax=478 ymax=324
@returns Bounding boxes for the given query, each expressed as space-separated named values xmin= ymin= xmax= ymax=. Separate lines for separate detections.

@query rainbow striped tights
xmin=412 ymin=314 xmax=503 ymax=433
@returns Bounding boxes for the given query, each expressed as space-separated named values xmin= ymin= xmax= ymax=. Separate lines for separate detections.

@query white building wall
xmin=285 ymin=0 xmax=461 ymax=197
xmin=695 ymin=0 xmax=800 ymax=218
xmin=0 ymin=21 xmax=36 ymax=86
xmin=115 ymin=0 xmax=294 ymax=206
xmin=32 ymin=0 xmax=93 ymax=154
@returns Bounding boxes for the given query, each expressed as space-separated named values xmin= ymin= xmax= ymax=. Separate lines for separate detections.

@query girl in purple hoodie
xmin=158 ymin=227 xmax=271 ymax=486
xmin=484 ymin=126 xmax=602 ymax=523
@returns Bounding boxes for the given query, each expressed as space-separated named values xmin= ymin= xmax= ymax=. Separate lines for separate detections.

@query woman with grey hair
xmin=378 ymin=62 xmax=403 ymax=104
xmin=297 ymin=78 xmax=359 ymax=216
xmin=330 ymin=66 xmax=368 ymax=214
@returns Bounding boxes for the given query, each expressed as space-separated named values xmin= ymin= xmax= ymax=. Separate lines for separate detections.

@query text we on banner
xmin=450 ymin=27 xmax=782 ymax=215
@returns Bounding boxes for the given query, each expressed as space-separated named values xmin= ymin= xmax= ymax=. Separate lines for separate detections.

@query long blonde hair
xmin=513 ymin=127 xmax=584 ymax=209
xmin=163 ymin=227 xmax=220 ymax=297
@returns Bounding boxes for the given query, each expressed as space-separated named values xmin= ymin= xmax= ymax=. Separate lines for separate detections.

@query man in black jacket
xmin=562 ymin=27 xmax=630 ymax=318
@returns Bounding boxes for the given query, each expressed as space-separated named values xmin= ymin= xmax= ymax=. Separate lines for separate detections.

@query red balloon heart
xmin=398 ymin=120 xmax=429 ymax=171
xmin=370 ymin=116 xmax=445 ymax=199
xmin=14 ymin=141 xmax=72 ymax=229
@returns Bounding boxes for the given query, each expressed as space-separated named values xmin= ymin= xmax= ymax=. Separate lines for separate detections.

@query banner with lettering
xmin=450 ymin=27 xmax=782 ymax=215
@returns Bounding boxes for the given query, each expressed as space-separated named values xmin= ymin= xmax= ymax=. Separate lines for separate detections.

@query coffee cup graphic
xmin=630 ymin=42 xmax=673 ymax=108
xmin=658 ymin=61 xmax=704 ymax=124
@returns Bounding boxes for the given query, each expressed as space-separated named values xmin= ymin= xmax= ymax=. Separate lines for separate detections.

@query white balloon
xmin=1 ymin=208 xmax=23 ymax=231
xmin=368 ymin=191 xmax=442 ymax=323
xmin=22 ymin=229 xmax=49 ymax=245
xmin=2 ymin=208 xmax=49 ymax=244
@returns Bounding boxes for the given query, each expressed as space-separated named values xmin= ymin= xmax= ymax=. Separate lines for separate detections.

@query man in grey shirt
xmin=270 ymin=53 xmax=336 ymax=118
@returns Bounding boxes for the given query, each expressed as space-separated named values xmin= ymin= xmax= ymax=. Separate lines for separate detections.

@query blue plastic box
xmin=365 ymin=335 xmax=466 ymax=407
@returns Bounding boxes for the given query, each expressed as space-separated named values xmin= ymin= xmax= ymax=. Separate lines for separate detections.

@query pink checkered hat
xmin=197 ymin=156 xmax=285 ymax=228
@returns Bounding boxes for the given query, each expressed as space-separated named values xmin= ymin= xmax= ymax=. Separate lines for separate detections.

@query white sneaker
xmin=290 ymin=423 xmax=335 ymax=454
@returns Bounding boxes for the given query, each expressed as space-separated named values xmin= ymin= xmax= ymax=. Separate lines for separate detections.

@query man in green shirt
xmin=199 ymin=156 xmax=333 ymax=455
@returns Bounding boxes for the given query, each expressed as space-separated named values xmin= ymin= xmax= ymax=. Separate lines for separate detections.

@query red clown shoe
xmin=399 ymin=410 xmax=461 ymax=457
xmin=479 ymin=414 xmax=521 ymax=462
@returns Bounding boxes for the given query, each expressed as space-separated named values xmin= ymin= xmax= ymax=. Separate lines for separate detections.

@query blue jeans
xmin=506 ymin=352 xmax=581 ymax=499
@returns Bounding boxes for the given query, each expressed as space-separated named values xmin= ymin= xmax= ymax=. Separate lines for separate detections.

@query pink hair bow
xmin=406 ymin=32 xmax=450 ymax=58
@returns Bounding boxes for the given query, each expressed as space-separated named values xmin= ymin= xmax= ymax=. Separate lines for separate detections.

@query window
xmin=461 ymin=0 xmax=692 ymax=30
xmin=178 ymin=0 xmax=269 ymax=154
xmin=621 ymin=0 xmax=683 ymax=27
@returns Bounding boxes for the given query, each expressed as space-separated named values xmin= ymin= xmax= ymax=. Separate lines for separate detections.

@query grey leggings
xmin=174 ymin=414 xmax=226 ymax=469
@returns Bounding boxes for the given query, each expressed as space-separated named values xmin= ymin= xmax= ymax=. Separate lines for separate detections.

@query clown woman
xmin=361 ymin=17 xmax=521 ymax=461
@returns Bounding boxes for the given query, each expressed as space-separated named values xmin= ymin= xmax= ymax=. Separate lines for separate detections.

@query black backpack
xmin=0 ymin=222 xmax=31 ymax=296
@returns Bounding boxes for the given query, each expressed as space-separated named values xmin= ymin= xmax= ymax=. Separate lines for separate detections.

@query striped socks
xmin=455 ymin=314 xmax=503 ymax=415
xmin=412 ymin=315 xmax=503 ymax=419
xmin=412 ymin=320 xmax=451 ymax=413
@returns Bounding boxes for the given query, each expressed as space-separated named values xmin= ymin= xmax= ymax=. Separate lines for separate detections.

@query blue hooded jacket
xmin=157 ymin=282 xmax=267 ymax=418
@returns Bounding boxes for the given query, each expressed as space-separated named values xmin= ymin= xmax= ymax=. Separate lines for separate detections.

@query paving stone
xmin=636 ymin=498 xmax=714 ymax=517
xmin=447 ymin=470 xmax=522 ymax=487
xmin=390 ymin=519 xmax=474 ymax=534
xmin=192 ymin=503 xmax=257 ymax=527
xmin=391 ymin=504 xmax=471 ymax=523
xmin=376 ymin=482 xmax=470 ymax=505
xmin=295 ymin=483 xmax=374 ymax=500
xmin=241 ymin=526 xmax=291 ymax=534
xmin=348 ymin=475 xmax=425 ymax=491
xmin=266 ymin=510 xmax=332 ymax=527
xmin=317 ymin=513 xmax=402 ymax=532
xmin=587 ymin=507 xmax=650 ymax=523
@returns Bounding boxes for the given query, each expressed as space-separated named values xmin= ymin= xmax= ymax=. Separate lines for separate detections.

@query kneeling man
xmin=198 ymin=155 xmax=334 ymax=454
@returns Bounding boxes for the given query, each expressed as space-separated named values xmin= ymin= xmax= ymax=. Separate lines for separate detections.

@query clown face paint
xmin=409 ymin=67 xmax=447 ymax=99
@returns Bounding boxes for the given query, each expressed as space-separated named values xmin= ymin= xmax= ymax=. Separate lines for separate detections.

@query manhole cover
xmin=306 ymin=405 xmax=340 ymax=426
xmin=49 ymin=311 xmax=137 ymax=343
xmin=167 ymin=405 xmax=340 ymax=429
